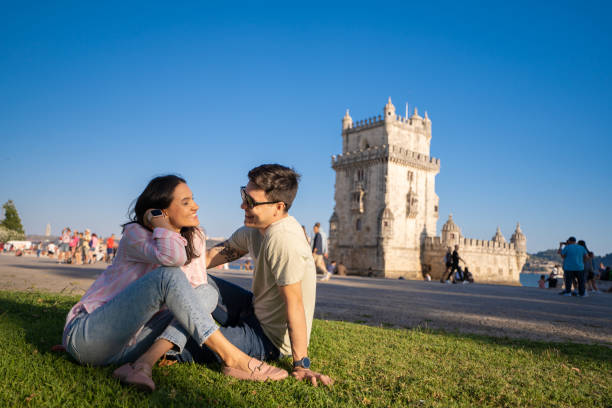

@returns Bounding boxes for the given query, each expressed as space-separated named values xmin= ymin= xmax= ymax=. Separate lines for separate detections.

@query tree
xmin=1 ymin=200 xmax=25 ymax=235
xmin=0 ymin=225 xmax=25 ymax=243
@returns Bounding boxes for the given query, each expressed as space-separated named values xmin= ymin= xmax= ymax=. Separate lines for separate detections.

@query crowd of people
xmin=55 ymin=228 xmax=118 ymax=265
xmin=1 ymin=229 xmax=119 ymax=265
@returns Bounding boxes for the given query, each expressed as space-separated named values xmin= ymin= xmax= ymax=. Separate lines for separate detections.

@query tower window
xmin=407 ymin=171 xmax=414 ymax=182
xmin=356 ymin=219 xmax=362 ymax=231
xmin=357 ymin=169 xmax=365 ymax=181
xmin=434 ymin=205 xmax=438 ymax=212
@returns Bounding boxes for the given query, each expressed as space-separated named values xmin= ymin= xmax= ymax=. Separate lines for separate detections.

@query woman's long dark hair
xmin=123 ymin=175 xmax=201 ymax=265
xmin=577 ymin=240 xmax=594 ymax=257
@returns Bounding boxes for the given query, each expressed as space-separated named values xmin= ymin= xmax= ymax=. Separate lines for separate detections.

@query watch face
xmin=294 ymin=357 xmax=311 ymax=369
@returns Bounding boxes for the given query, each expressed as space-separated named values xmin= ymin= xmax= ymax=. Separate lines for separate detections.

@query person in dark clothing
xmin=443 ymin=245 xmax=464 ymax=283
xmin=440 ymin=247 xmax=452 ymax=283
xmin=311 ymin=223 xmax=327 ymax=275
xmin=463 ymin=267 xmax=474 ymax=283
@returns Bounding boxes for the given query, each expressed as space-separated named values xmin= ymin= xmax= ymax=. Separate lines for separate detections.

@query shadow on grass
xmin=411 ymin=325 xmax=612 ymax=365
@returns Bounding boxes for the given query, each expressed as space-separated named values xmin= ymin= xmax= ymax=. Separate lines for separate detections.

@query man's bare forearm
xmin=287 ymin=300 xmax=308 ymax=361
xmin=279 ymin=282 xmax=308 ymax=361
xmin=206 ymin=241 xmax=247 ymax=268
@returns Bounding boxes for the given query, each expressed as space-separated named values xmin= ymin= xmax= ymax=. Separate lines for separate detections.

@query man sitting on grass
xmin=179 ymin=164 xmax=333 ymax=386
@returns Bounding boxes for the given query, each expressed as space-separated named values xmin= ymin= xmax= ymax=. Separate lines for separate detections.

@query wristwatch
xmin=293 ymin=357 xmax=311 ymax=369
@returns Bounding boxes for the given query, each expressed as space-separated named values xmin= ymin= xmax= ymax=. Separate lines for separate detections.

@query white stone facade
xmin=329 ymin=98 xmax=527 ymax=284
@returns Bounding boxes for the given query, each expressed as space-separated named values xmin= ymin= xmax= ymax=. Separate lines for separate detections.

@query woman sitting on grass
xmin=62 ymin=175 xmax=287 ymax=392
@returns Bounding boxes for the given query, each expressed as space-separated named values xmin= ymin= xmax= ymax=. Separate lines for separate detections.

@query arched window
xmin=356 ymin=218 xmax=362 ymax=231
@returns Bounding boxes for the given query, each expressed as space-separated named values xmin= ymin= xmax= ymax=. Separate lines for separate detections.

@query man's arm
xmin=278 ymin=282 xmax=333 ymax=387
xmin=206 ymin=241 xmax=248 ymax=269
xmin=558 ymin=242 xmax=566 ymax=258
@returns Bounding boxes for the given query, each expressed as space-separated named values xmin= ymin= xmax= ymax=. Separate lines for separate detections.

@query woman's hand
xmin=144 ymin=209 xmax=176 ymax=232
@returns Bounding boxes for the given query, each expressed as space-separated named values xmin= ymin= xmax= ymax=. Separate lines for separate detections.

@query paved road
xmin=1 ymin=254 xmax=611 ymax=345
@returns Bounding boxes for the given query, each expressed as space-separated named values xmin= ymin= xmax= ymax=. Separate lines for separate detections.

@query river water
xmin=519 ymin=273 xmax=545 ymax=287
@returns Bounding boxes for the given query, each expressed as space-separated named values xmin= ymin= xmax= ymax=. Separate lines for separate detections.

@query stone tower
xmin=329 ymin=98 xmax=440 ymax=278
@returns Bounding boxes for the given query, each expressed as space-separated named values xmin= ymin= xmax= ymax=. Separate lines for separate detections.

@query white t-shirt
xmin=228 ymin=215 xmax=316 ymax=356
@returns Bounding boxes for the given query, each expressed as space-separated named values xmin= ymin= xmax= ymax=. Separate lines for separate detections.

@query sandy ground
xmin=1 ymin=253 xmax=611 ymax=346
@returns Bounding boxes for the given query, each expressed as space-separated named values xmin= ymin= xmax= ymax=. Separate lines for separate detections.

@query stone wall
xmin=422 ymin=237 xmax=527 ymax=285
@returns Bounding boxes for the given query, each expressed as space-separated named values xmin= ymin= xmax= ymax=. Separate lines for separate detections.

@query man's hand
xmin=292 ymin=367 xmax=334 ymax=387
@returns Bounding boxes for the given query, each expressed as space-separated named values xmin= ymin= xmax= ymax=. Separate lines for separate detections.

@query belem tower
xmin=328 ymin=98 xmax=527 ymax=285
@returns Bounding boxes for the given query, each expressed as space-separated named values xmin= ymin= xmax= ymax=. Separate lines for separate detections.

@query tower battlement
xmin=331 ymin=144 xmax=440 ymax=171
xmin=423 ymin=236 xmax=519 ymax=253
xmin=344 ymin=112 xmax=430 ymax=134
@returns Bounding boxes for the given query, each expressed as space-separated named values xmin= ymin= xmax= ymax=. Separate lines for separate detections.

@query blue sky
xmin=1 ymin=1 xmax=611 ymax=255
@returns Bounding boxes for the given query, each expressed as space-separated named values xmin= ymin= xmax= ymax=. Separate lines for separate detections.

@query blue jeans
xmin=63 ymin=266 xmax=219 ymax=366
xmin=176 ymin=275 xmax=280 ymax=363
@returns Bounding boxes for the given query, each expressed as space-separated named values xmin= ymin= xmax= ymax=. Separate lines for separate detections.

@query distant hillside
xmin=528 ymin=249 xmax=562 ymax=264
xmin=529 ymin=249 xmax=612 ymax=268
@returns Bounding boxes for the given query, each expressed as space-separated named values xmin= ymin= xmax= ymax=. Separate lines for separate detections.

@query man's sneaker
xmin=579 ymin=292 xmax=588 ymax=297
xmin=445 ymin=280 xmax=451 ymax=284
xmin=558 ymin=291 xmax=572 ymax=296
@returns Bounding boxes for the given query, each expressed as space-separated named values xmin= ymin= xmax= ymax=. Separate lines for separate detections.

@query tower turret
xmin=510 ymin=222 xmax=526 ymax=252
xmin=441 ymin=214 xmax=462 ymax=246
xmin=342 ymin=109 xmax=353 ymax=130
xmin=384 ymin=97 xmax=396 ymax=121
xmin=492 ymin=226 xmax=506 ymax=244
xmin=411 ymin=106 xmax=422 ymax=120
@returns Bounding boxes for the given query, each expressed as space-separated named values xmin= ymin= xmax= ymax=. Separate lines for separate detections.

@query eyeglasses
xmin=240 ymin=186 xmax=283 ymax=209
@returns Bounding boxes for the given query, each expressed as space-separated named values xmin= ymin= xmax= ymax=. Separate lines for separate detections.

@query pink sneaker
xmin=113 ymin=362 xmax=155 ymax=392
xmin=223 ymin=358 xmax=288 ymax=382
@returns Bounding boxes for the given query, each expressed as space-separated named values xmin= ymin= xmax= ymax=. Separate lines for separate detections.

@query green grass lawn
xmin=0 ymin=290 xmax=610 ymax=408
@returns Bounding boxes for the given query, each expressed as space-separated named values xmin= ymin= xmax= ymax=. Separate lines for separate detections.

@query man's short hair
xmin=248 ymin=164 xmax=300 ymax=211
xmin=314 ymin=222 xmax=320 ymax=228
xmin=567 ymin=236 xmax=577 ymax=243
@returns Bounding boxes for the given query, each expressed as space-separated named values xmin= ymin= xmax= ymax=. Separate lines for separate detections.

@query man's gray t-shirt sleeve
xmin=227 ymin=226 xmax=251 ymax=253
xmin=265 ymin=234 xmax=305 ymax=286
